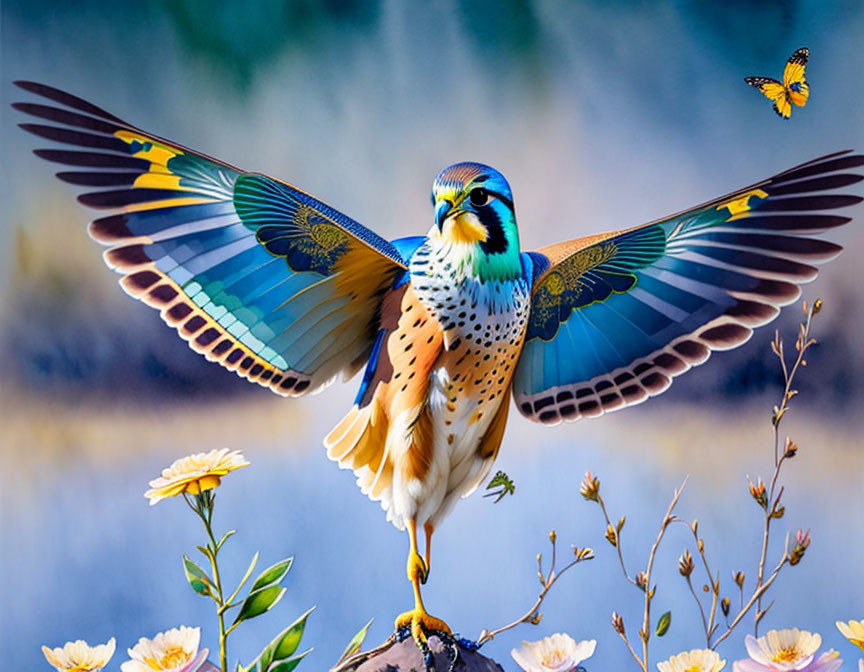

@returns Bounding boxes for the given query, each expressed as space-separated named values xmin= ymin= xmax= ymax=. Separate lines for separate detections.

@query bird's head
xmin=430 ymin=162 xmax=521 ymax=281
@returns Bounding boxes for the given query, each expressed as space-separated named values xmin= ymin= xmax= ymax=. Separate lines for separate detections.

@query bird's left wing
xmin=514 ymin=151 xmax=863 ymax=424
xmin=14 ymin=81 xmax=406 ymax=397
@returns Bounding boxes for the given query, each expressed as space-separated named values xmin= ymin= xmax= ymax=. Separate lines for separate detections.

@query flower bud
xmin=784 ymin=436 xmax=798 ymax=459
xmin=790 ymin=528 xmax=811 ymax=566
xmin=732 ymin=570 xmax=745 ymax=589
xmin=549 ymin=530 xmax=557 ymax=544
xmin=636 ymin=571 xmax=648 ymax=592
xmin=678 ymin=549 xmax=694 ymax=577
xmin=721 ymin=597 xmax=731 ymax=617
xmin=605 ymin=524 xmax=618 ymax=548
xmin=749 ymin=477 xmax=768 ymax=510
xmin=612 ymin=612 xmax=625 ymax=635
xmin=580 ymin=471 xmax=600 ymax=502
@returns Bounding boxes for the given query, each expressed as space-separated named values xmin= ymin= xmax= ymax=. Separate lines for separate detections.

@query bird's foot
xmin=394 ymin=608 xmax=456 ymax=671
xmin=406 ymin=549 xmax=429 ymax=585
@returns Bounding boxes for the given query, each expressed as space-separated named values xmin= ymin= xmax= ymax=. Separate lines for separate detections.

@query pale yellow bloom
xmin=837 ymin=620 xmax=864 ymax=654
xmin=744 ymin=629 xmax=822 ymax=671
xmin=41 ymin=637 xmax=115 ymax=672
xmin=657 ymin=649 xmax=726 ymax=672
xmin=121 ymin=626 xmax=208 ymax=672
xmin=511 ymin=633 xmax=596 ymax=672
xmin=145 ymin=449 xmax=249 ymax=504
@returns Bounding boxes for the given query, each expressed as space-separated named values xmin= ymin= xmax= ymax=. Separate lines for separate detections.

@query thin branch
xmin=639 ymin=478 xmax=688 ymax=668
xmin=477 ymin=537 xmax=592 ymax=646
xmin=596 ymin=494 xmax=637 ymax=586
xmin=712 ymin=538 xmax=790 ymax=649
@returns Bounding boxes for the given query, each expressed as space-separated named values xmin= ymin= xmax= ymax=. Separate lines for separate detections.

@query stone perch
xmin=331 ymin=635 xmax=506 ymax=672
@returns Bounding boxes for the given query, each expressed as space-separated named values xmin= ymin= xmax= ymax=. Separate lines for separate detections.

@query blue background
xmin=1 ymin=2 xmax=863 ymax=671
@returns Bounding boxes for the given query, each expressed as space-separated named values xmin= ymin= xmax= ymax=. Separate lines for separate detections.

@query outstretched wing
xmin=14 ymin=81 xmax=406 ymax=397
xmin=783 ymin=47 xmax=810 ymax=108
xmin=744 ymin=76 xmax=791 ymax=118
xmin=514 ymin=151 xmax=863 ymax=425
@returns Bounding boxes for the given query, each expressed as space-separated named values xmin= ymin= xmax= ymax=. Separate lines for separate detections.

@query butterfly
xmin=745 ymin=47 xmax=810 ymax=119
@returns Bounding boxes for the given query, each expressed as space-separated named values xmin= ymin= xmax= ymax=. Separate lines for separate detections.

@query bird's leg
xmin=424 ymin=521 xmax=434 ymax=579
xmin=394 ymin=518 xmax=452 ymax=660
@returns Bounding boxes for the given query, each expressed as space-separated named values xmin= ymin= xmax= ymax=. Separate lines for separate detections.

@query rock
xmin=333 ymin=635 xmax=505 ymax=672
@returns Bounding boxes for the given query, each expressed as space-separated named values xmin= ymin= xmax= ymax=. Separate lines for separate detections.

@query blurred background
xmin=2 ymin=1 xmax=863 ymax=670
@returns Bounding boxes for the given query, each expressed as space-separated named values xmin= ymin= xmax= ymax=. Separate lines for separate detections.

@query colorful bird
xmin=13 ymin=81 xmax=863 ymax=653
xmin=745 ymin=47 xmax=810 ymax=119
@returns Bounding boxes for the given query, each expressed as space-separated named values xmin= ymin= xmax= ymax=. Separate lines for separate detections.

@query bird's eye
xmin=469 ymin=187 xmax=490 ymax=207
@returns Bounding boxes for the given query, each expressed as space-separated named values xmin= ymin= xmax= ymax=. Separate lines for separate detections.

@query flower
xmin=732 ymin=629 xmax=842 ymax=672
xmin=42 ymin=638 xmax=116 ymax=671
xmin=511 ymin=633 xmax=596 ymax=672
xmin=121 ymin=626 xmax=208 ymax=672
xmin=837 ymin=620 xmax=864 ymax=653
xmin=145 ymin=449 xmax=249 ymax=504
xmin=657 ymin=648 xmax=725 ymax=672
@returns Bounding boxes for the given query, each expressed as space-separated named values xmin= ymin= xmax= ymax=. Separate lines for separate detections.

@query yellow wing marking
xmin=717 ymin=188 xmax=769 ymax=216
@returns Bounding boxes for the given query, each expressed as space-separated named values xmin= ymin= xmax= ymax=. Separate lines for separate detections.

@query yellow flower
xmin=658 ymin=649 xmax=726 ymax=672
xmin=145 ymin=449 xmax=249 ymax=505
xmin=121 ymin=626 xmax=208 ymax=672
xmin=42 ymin=637 xmax=116 ymax=672
xmin=837 ymin=621 xmax=864 ymax=653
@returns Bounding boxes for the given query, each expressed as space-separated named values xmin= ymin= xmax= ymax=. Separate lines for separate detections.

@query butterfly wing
xmin=783 ymin=47 xmax=810 ymax=108
xmin=14 ymin=81 xmax=407 ymax=397
xmin=744 ymin=76 xmax=792 ymax=118
xmin=514 ymin=151 xmax=863 ymax=424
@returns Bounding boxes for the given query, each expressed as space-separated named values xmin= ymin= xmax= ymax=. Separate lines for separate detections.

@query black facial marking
xmin=478 ymin=207 xmax=507 ymax=255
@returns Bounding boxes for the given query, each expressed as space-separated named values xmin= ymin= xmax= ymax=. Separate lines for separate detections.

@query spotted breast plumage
xmin=13 ymin=81 xmax=864 ymax=651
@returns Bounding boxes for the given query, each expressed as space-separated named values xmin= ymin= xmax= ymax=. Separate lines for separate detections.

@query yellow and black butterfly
xmin=745 ymin=47 xmax=810 ymax=119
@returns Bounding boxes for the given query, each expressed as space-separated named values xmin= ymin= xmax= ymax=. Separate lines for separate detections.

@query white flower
xmin=744 ymin=629 xmax=822 ymax=671
xmin=42 ymin=638 xmax=116 ymax=672
xmin=657 ymin=648 xmax=726 ymax=672
xmin=121 ymin=626 xmax=208 ymax=672
xmin=511 ymin=633 xmax=596 ymax=672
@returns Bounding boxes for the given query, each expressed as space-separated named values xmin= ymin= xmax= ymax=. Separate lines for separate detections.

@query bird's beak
xmin=435 ymin=200 xmax=452 ymax=232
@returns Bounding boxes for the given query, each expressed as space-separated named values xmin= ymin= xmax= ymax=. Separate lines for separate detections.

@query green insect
xmin=484 ymin=471 xmax=516 ymax=503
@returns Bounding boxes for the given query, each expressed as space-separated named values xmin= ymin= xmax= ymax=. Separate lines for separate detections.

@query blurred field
xmin=1 ymin=1 xmax=863 ymax=671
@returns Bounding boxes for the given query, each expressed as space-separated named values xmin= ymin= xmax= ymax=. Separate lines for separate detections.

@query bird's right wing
xmin=14 ymin=81 xmax=407 ymax=396
xmin=514 ymin=151 xmax=863 ymax=424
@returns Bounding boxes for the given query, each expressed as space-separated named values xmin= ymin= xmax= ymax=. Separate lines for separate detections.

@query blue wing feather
xmin=515 ymin=151 xmax=863 ymax=424
xmin=15 ymin=81 xmax=406 ymax=396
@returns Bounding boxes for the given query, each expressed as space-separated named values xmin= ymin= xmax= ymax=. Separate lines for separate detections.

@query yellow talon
xmin=394 ymin=606 xmax=452 ymax=645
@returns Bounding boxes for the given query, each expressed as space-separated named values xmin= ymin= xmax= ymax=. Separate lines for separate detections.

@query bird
xmin=13 ymin=80 xmax=863 ymax=653
xmin=745 ymin=47 xmax=810 ymax=119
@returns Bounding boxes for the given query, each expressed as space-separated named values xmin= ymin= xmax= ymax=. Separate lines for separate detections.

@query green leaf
xmin=183 ymin=554 xmax=214 ymax=597
xmin=197 ymin=544 xmax=215 ymax=564
xmin=656 ymin=611 xmax=671 ymax=637
xmin=253 ymin=606 xmax=315 ymax=672
xmin=338 ymin=618 xmax=374 ymax=664
xmin=217 ymin=530 xmax=237 ymax=551
xmin=233 ymin=585 xmax=286 ymax=625
xmin=251 ymin=557 xmax=294 ymax=593
xmin=269 ymin=649 xmax=312 ymax=672
xmin=274 ymin=607 xmax=316 ymax=659
xmin=237 ymin=551 xmax=260 ymax=594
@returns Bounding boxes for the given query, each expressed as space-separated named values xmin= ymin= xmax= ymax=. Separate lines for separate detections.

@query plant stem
xmin=596 ymin=494 xmax=637 ymax=586
xmin=188 ymin=492 xmax=229 ymax=672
